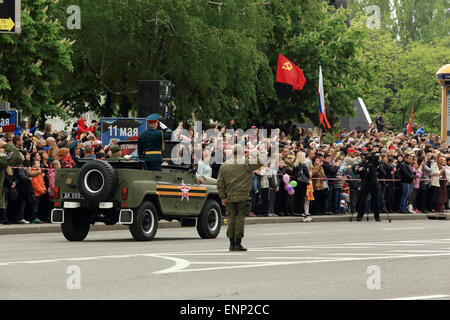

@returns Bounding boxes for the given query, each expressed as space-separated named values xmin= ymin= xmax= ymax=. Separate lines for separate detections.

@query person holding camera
xmin=355 ymin=152 xmax=381 ymax=222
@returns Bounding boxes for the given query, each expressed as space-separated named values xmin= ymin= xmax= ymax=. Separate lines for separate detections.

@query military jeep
xmin=51 ymin=156 xmax=222 ymax=241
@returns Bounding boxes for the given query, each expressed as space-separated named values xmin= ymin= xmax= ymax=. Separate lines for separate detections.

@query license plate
xmin=62 ymin=192 xmax=84 ymax=200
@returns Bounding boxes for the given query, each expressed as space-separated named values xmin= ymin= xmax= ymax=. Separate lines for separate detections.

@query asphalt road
xmin=2 ymin=219 xmax=450 ymax=300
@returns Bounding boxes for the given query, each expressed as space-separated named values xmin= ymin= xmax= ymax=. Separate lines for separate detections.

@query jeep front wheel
xmin=197 ymin=199 xmax=222 ymax=239
xmin=61 ymin=209 xmax=90 ymax=241
xmin=129 ymin=201 xmax=159 ymax=241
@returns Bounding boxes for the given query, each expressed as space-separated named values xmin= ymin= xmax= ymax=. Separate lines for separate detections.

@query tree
xmin=55 ymin=0 xmax=274 ymax=127
xmin=361 ymin=29 xmax=448 ymax=132
xmin=53 ymin=0 xmax=373 ymax=128
xmin=348 ymin=0 xmax=450 ymax=45
xmin=262 ymin=0 xmax=374 ymax=126
xmin=0 ymin=0 xmax=73 ymax=119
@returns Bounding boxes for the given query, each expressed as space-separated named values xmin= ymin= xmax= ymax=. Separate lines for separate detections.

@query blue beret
xmin=146 ymin=113 xmax=161 ymax=121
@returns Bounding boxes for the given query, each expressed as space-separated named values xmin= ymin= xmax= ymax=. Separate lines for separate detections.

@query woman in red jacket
xmin=75 ymin=118 xmax=96 ymax=140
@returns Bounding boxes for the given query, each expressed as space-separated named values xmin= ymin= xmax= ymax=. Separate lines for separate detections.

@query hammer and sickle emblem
xmin=282 ymin=62 xmax=293 ymax=71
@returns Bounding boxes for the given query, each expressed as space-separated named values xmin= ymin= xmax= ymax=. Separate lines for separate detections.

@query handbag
xmin=296 ymin=166 xmax=310 ymax=186
xmin=297 ymin=172 xmax=309 ymax=185
xmin=268 ymin=176 xmax=278 ymax=189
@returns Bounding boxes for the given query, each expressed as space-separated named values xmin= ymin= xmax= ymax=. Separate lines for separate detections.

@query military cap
xmin=146 ymin=113 xmax=161 ymax=121
xmin=110 ymin=145 xmax=121 ymax=153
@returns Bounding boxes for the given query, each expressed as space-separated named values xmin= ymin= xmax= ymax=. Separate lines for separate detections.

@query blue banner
xmin=100 ymin=117 xmax=147 ymax=147
xmin=0 ymin=110 xmax=18 ymax=132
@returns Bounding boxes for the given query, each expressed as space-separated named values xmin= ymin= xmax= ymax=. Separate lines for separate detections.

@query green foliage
xmin=349 ymin=0 xmax=450 ymax=45
xmin=261 ymin=0 xmax=374 ymax=126
xmin=360 ymin=29 xmax=448 ymax=132
xmin=346 ymin=1 xmax=449 ymax=133
xmin=52 ymin=0 xmax=373 ymax=128
xmin=55 ymin=0 xmax=275 ymax=126
xmin=0 ymin=0 xmax=73 ymax=118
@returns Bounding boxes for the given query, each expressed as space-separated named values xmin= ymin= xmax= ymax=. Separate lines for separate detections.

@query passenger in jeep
xmin=138 ymin=113 xmax=172 ymax=171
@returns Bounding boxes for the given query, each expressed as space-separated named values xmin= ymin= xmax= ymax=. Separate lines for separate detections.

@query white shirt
xmin=197 ymin=160 xmax=212 ymax=178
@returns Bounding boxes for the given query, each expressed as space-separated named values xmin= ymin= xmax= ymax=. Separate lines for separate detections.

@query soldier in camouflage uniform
xmin=109 ymin=145 xmax=122 ymax=159
xmin=0 ymin=140 xmax=24 ymax=224
xmin=217 ymin=145 xmax=263 ymax=251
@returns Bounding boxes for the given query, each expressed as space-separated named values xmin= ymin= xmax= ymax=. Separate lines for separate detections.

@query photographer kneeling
xmin=355 ymin=152 xmax=381 ymax=222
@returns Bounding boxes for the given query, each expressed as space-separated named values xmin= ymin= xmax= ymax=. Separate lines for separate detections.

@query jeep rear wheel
xmin=129 ymin=201 xmax=158 ymax=241
xmin=61 ymin=209 xmax=90 ymax=241
xmin=197 ymin=199 xmax=222 ymax=239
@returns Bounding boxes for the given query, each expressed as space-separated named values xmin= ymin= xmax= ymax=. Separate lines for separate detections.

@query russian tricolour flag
xmin=318 ymin=66 xmax=331 ymax=129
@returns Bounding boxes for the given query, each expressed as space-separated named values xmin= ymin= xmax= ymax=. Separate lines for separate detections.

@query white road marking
xmin=260 ymin=232 xmax=311 ymax=236
xmin=152 ymin=252 xmax=450 ymax=274
xmin=168 ymin=253 xmax=244 ymax=256
xmin=2 ymin=238 xmax=450 ymax=274
xmin=307 ymin=246 xmax=373 ymax=249
xmin=403 ymin=241 xmax=450 ymax=244
xmin=339 ymin=243 xmax=425 ymax=247
xmin=327 ymin=253 xmax=404 ymax=256
xmin=397 ymin=239 xmax=450 ymax=243
xmin=388 ymin=295 xmax=450 ymax=300
xmin=388 ymin=250 xmax=450 ymax=253
xmin=145 ymin=255 xmax=190 ymax=275
xmin=192 ymin=262 xmax=271 ymax=265
xmin=249 ymin=249 xmax=313 ymax=252
xmin=382 ymin=227 xmax=426 ymax=231
xmin=257 ymin=257 xmax=339 ymax=260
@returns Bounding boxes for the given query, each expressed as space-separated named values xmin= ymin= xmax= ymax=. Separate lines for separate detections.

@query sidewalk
xmin=1 ymin=212 xmax=447 ymax=236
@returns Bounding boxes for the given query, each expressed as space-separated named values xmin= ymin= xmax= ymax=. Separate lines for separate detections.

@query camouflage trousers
xmin=226 ymin=200 xmax=250 ymax=239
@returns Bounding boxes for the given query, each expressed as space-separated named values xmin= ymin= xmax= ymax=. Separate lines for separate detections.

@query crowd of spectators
xmin=1 ymin=114 xmax=450 ymax=225
xmin=174 ymin=117 xmax=450 ymax=219
xmin=0 ymin=118 xmax=122 ymax=225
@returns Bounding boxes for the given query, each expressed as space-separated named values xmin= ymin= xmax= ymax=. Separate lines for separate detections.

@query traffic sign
xmin=0 ymin=0 xmax=21 ymax=34
xmin=101 ymin=118 xmax=148 ymax=156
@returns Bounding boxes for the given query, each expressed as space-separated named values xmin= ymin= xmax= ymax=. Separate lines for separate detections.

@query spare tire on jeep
xmin=78 ymin=160 xmax=117 ymax=202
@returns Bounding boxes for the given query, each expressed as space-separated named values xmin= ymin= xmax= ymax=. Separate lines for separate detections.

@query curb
xmin=0 ymin=212 xmax=445 ymax=236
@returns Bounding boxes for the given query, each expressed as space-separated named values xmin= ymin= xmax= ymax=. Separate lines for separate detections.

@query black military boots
xmin=232 ymin=238 xmax=247 ymax=251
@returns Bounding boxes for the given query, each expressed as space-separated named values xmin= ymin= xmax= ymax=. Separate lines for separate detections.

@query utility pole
xmin=0 ymin=0 xmax=21 ymax=34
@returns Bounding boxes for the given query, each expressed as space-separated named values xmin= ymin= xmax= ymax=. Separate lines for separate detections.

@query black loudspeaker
xmin=138 ymin=80 xmax=161 ymax=118
xmin=138 ymin=80 xmax=175 ymax=119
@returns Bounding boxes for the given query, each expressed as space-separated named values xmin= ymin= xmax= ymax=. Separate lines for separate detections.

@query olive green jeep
xmin=51 ymin=157 xmax=222 ymax=241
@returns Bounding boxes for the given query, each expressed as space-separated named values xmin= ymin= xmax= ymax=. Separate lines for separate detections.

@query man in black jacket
xmin=378 ymin=154 xmax=393 ymax=213
xmin=356 ymin=153 xmax=381 ymax=221
xmin=379 ymin=154 xmax=394 ymax=213
xmin=375 ymin=113 xmax=385 ymax=133
xmin=322 ymin=153 xmax=339 ymax=214
xmin=398 ymin=154 xmax=415 ymax=213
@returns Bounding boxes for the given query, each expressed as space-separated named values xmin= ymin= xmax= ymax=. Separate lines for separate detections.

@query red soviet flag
xmin=276 ymin=53 xmax=306 ymax=90
xmin=407 ymin=106 xmax=414 ymax=135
